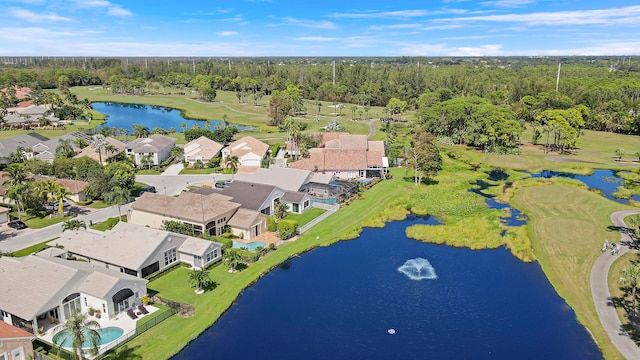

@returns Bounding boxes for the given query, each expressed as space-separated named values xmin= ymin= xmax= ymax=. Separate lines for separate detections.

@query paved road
xmin=0 ymin=204 xmax=132 ymax=253
xmin=590 ymin=209 xmax=640 ymax=360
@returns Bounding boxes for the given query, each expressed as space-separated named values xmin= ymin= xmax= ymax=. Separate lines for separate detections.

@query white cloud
xmin=480 ymin=0 xmax=536 ymax=8
xmin=219 ymin=15 xmax=244 ymax=22
xmin=330 ymin=9 xmax=430 ymax=19
xmin=295 ymin=36 xmax=338 ymax=41
xmin=107 ymin=6 xmax=132 ymax=17
xmin=9 ymin=8 xmax=72 ymax=22
xmin=279 ymin=17 xmax=337 ymax=29
xmin=217 ymin=31 xmax=238 ymax=36
xmin=400 ymin=43 xmax=504 ymax=56
xmin=440 ymin=5 xmax=640 ymax=26
xmin=369 ymin=23 xmax=423 ymax=31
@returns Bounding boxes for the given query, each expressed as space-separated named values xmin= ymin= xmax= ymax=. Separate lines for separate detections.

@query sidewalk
xmin=590 ymin=209 xmax=640 ymax=360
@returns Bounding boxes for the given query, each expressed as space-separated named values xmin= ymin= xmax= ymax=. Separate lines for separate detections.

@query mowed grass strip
xmin=511 ymin=185 xmax=634 ymax=360
xmin=108 ymin=169 xmax=411 ymax=359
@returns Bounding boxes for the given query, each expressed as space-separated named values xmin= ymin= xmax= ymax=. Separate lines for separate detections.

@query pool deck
xmin=236 ymin=232 xmax=282 ymax=246
xmin=38 ymin=305 xmax=159 ymax=355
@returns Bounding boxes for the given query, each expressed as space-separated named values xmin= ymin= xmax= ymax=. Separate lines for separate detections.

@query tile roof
xmin=183 ymin=136 xmax=223 ymax=163
xmin=125 ymin=134 xmax=176 ymax=154
xmin=227 ymin=209 xmax=266 ymax=229
xmin=73 ymin=137 xmax=125 ymax=162
xmin=215 ymin=181 xmax=278 ymax=211
xmin=280 ymin=191 xmax=307 ymax=203
xmin=0 ymin=321 xmax=35 ymax=339
xmin=132 ymin=191 xmax=240 ymax=223
xmin=224 ymin=136 xmax=269 ymax=159
xmin=233 ymin=167 xmax=313 ymax=192
xmin=289 ymin=138 xmax=386 ymax=173
xmin=0 ymin=255 xmax=144 ymax=320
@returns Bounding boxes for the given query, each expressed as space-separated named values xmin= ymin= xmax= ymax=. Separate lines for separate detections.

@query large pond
xmin=530 ymin=169 xmax=640 ymax=203
xmin=173 ymin=215 xmax=601 ymax=359
xmin=92 ymin=102 xmax=251 ymax=133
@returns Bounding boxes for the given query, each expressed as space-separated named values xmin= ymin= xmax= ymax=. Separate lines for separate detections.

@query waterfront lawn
xmin=107 ymin=168 xmax=412 ymax=359
xmin=511 ymin=185 xmax=633 ymax=360
xmin=284 ymin=208 xmax=326 ymax=227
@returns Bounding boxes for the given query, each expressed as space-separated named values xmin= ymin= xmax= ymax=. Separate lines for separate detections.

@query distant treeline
xmin=1 ymin=57 xmax=640 ymax=135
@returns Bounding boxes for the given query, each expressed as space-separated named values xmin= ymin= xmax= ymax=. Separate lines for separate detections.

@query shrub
xmin=267 ymin=217 xmax=277 ymax=231
xmin=271 ymin=143 xmax=281 ymax=156
xmin=278 ymin=220 xmax=298 ymax=240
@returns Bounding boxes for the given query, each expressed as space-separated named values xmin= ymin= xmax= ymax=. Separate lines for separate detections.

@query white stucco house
xmin=125 ymin=134 xmax=176 ymax=166
xmin=221 ymin=136 xmax=269 ymax=167
xmin=50 ymin=222 xmax=223 ymax=278
xmin=0 ymin=255 xmax=148 ymax=335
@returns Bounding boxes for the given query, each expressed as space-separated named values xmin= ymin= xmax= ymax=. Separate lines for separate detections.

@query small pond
xmin=530 ymin=169 xmax=640 ymax=203
xmin=92 ymin=102 xmax=252 ymax=133
xmin=172 ymin=215 xmax=601 ymax=359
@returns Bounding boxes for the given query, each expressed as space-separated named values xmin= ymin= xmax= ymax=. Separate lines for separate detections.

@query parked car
xmin=8 ymin=220 xmax=27 ymax=230
xmin=214 ymin=182 xmax=226 ymax=189
xmin=139 ymin=186 xmax=157 ymax=195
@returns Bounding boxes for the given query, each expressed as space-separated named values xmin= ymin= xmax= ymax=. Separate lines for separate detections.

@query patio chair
xmin=127 ymin=309 xmax=138 ymax=320
xmin=138 ymin=305 xmax=149 ymax=315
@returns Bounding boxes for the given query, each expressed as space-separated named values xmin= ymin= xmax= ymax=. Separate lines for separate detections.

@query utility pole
xmin=555 ymin=63 xmax=561 ymax=92
xmin=332 ymin=61 xmax=336 ymax=86
xmin=192 ymin=59 xmax=195 ymax=74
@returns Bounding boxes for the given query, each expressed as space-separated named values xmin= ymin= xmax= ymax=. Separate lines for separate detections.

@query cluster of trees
xmin=405 ymin=130 xmax=442 ymax=185
xmin=2 ymin=156 xmax=135 ymax=218
xmin=3 ymin=58 xmax=640 ymax=135
xmin=183 ymin=126 xmax=238 ymax=144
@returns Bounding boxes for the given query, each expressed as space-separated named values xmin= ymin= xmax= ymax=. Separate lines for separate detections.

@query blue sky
xmin=1 ymin=0 xmax=640 ymax=56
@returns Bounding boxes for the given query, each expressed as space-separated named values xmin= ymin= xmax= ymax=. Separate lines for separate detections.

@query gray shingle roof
xmin=215 ymin=181 xmax=277 ymax=211
xmin=125 ymin=134 xmax=176 ymax=153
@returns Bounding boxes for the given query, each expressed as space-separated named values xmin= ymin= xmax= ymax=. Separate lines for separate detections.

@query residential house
xmin=31 ymin=132 xmax=91 ymax=163
xmin=0 ymin=133 xmax=49 ymax=165
xmin=0 ymin=321 xmax=35 ymax=360
xmin=221 ymin=136 xmax=269 ymax=168
xmin=3 ymin=105 xmax=59 ymax=127
xmin=289 ymin=134 xmax=387 ymax=180
xmin=54 ymin=178 xmax=90 ymax=203
xmin=183 ymin=136 xmax=223 ymax=166
xmin=125 ymin=134 xmax=176 ymax=166
xmin=50 ymin=222 xmax=222 ymax=277
xmin=0 ymin=206 xmax=10 ymax=224
xmin=0 ymin=255 xmax=147 ymax=336
xmin=74 ymin=136 xmax=126 ymax=164
xmin=129 ymin=191 xmax=241 ymax=237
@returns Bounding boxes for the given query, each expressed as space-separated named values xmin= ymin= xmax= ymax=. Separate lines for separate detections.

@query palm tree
xmin=56 ymin=138 xmax=75 ymax=158
xmin=2 ymin=164 xmax=29 ymax=219
xmin=189 ymin=268 xmax=213 ymax=294
xmin=53 ymin=183 xmax=71 ymax=216
xmin=168 ymin=127 xmax=176 ymax=134
xmin=54 ymin=311 xmax=101 ymax=360
xmin=140 ymin=154 xmax=154 ymax=171
xmin=180 ymin=122 xmax=187 ymax=133
xmin=132 ymin=123 xmax=149 ymax=138
xmin=89 ymin=134 xmax=108 ymax=165
xmin=104 ymin=186 xmax=130 ymax=221
xmin=619 ymin=263 xmax=640 ymax=316
xmin=224 ymin=155 xmax=239 ymax=180
xmin=74 ymin=138 xmax=88 ymax=149
xmin=61 ymin=219 xmax=87 ymax=232
xmin=222 ymin=114 xmax=229 ymax=129
xmin=223 ymin=248 xmax=242 ymax=273
xmin=171 ymin=145 xmax=183 ymax=162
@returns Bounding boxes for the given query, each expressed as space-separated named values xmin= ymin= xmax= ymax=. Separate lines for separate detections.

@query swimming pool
xmin=53 ymin=326 xmax=124 ymax=348
xmin=232 ymin=241 xmax=267 ymax=251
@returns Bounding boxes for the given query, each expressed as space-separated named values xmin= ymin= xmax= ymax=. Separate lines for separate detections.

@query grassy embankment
xmin=609 ymin=251 xmax=640 ymax=346
xmin=108 ymin=168 xmax=411 ymax=359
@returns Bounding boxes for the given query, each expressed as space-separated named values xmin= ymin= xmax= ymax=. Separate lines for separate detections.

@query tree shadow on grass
xmin=203 ymin=280 xmax=219 ymax=292
xmin=401 ymin=176 xmax=439 ymax=185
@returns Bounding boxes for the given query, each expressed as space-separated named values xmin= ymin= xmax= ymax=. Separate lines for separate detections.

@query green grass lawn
xmin=179 ymin=168 xmax=217 ymax=175
xmin=511 ymin=185 xmax=634 ymax=360
xmin=10 ymin=240 xmax=52 ymax=257
xmin=22 ymin=214 xmax=71 ymax=229
xmin=91 ymin=217 xmax=126 ymax=231
xmin=284 ymin=207 xmax=326 ymax=227
xmin=608 ymin=251 xmax=640 ymax=345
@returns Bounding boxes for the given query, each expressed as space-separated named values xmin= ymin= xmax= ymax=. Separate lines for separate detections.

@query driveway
xmin=136 ymin=173 xmax=232 ymax=196
xmin=162 ymin=163 xmax=184 ymax=175
xmin=590 ymin=209 xmax=640 ymax=360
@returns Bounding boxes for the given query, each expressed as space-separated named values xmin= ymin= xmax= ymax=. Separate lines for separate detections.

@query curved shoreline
xmin=590 ymin=210 xmax=640 ymax=359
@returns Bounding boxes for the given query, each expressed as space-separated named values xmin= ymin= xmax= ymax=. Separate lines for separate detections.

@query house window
xmin=102 ymin=304 xmax=106 ymax=313
xmin=359 ymin=170 xmax=366 ymax=177
xmin=164 ymin=248 xmax=177 ymax=266
xmin=205 ymin=250 xmax=216 ymax=262
xmin=62 ymin=293 xmax=81 ymax=319
xmin=0 ymin=352 xmax=6 ymax=360
xmin=11 ymin=347 xmax=24 ymax=360
xmin=292 ymin=203 xmax=299 ymax=213
xmin=304 ymin=200 xmax=310 ymax=208
xmin=84 ymin=297 xmax=88 ymax=306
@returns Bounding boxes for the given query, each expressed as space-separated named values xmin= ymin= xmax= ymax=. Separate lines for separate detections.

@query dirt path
xmin=367 ymin=119 xmax=376 ymax=139
xmin=590 ymin=209 xmax=640 ymax=359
